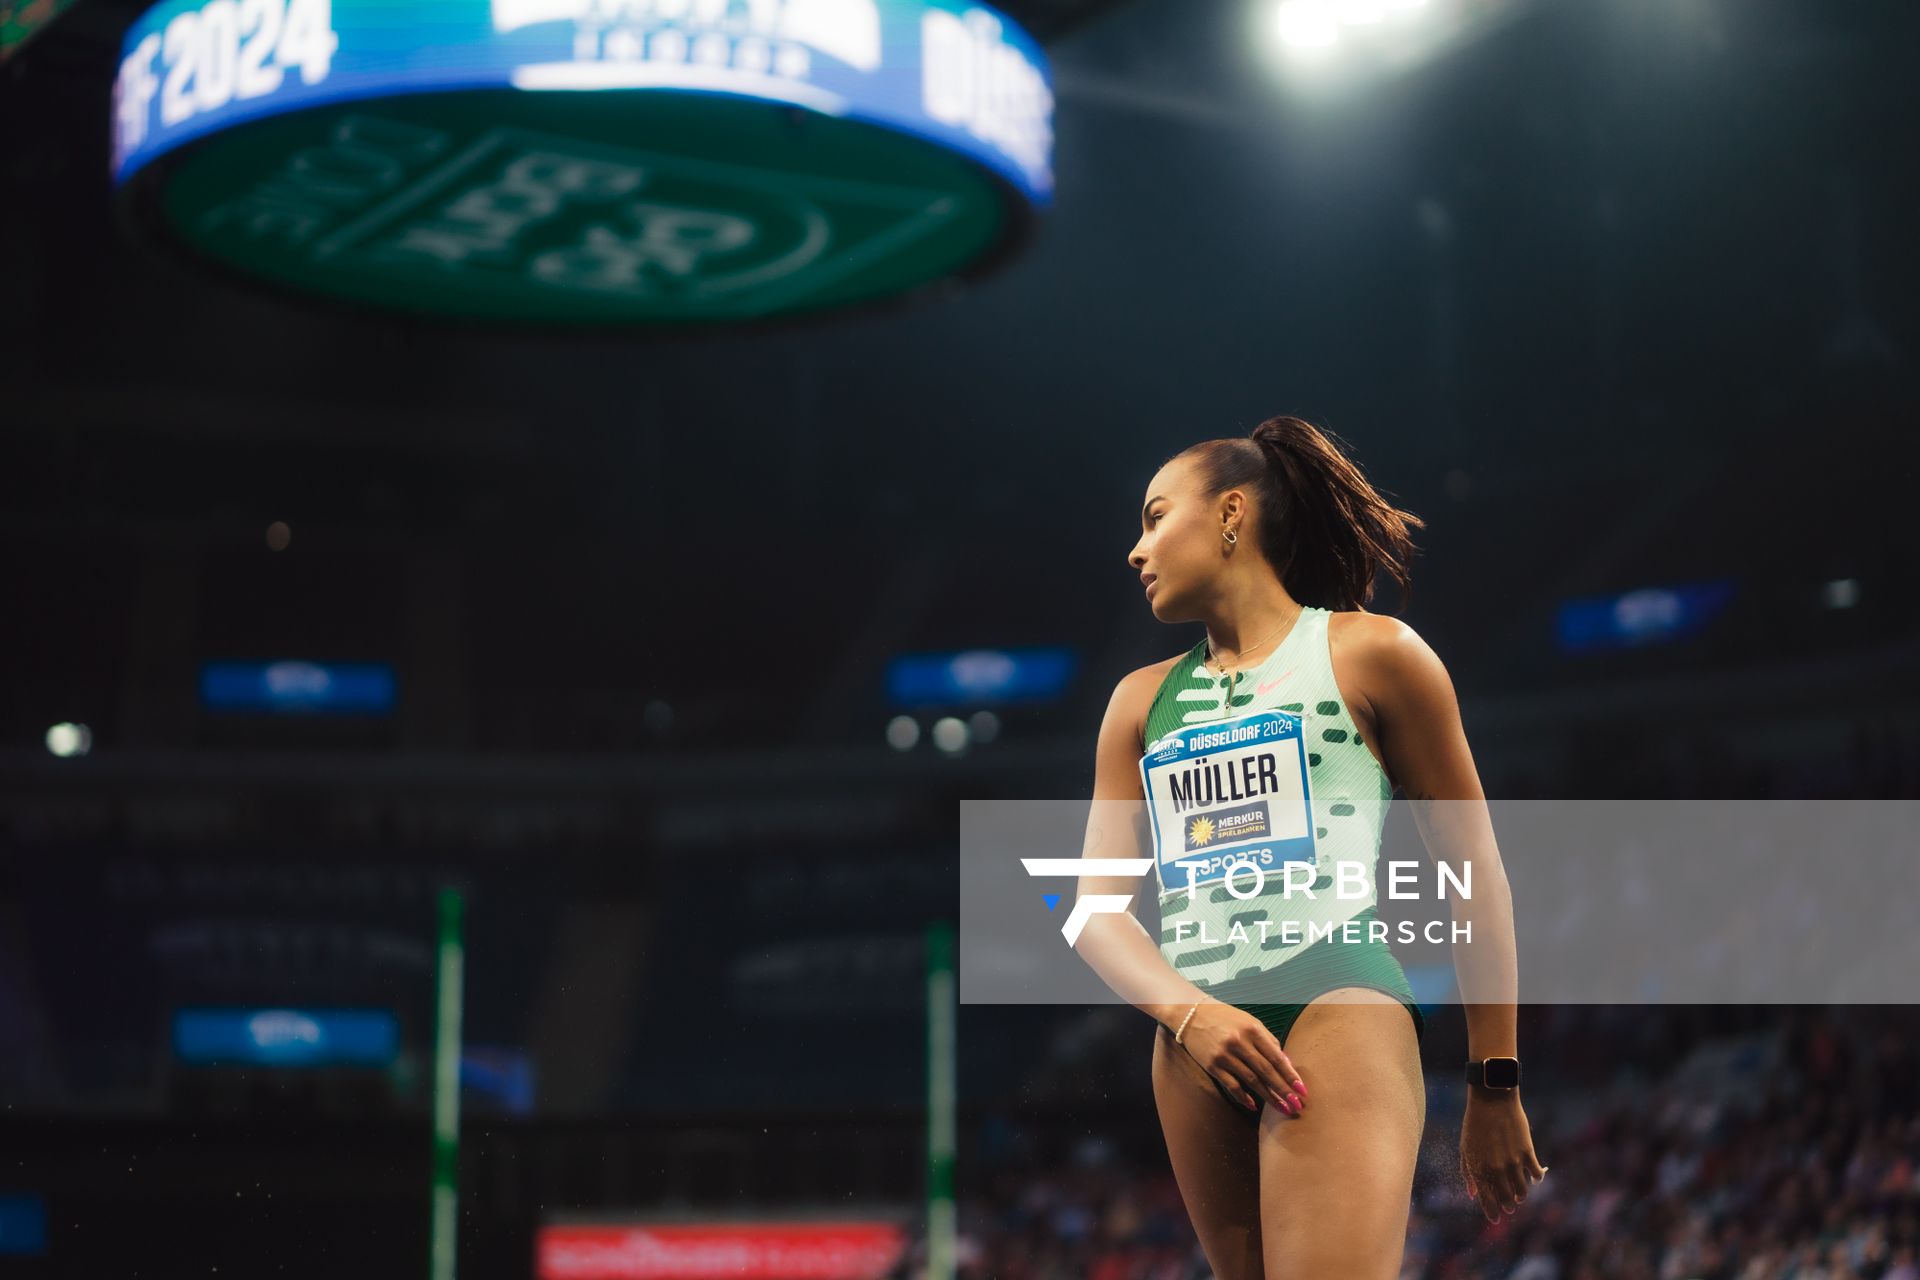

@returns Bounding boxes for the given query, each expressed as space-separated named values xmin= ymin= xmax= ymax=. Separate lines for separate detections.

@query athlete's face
xmin=1129 ymin=457 xmax=1235 ymax=622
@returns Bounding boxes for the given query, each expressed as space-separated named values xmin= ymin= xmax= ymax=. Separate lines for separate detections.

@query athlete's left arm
xmin=1349 ymin=613 xmax=1512 ymax=1021
xmin=1352 ymin=614 xmax=1544 ymax=1220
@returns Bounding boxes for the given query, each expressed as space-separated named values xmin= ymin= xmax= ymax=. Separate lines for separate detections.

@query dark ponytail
xmin=1180 ymin=415 xmax=1425 ymax=612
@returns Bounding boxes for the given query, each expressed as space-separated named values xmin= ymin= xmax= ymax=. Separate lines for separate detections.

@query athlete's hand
xmin=1177 ymin=1000 xmax=1306 ymax=1115
xmin=1460 ymin=1089 xmax=1546 ymax=1222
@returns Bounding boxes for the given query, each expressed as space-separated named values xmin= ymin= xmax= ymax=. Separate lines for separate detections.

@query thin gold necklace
xmin=1205 ymin=603 xmax=1302 ymax=679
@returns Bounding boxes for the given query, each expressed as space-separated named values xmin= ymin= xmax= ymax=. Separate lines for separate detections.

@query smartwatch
xmin=1465 ymin=1056 xmax=1522 ymax=1090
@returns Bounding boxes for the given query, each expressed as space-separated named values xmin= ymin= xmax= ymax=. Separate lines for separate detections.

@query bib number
xmin=1138 ymin=708 xmax=1315 ymax=895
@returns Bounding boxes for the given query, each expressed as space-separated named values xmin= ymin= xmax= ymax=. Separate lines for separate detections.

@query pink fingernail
xmin=1286 ymin=1093 xmax=1300 ymax=1112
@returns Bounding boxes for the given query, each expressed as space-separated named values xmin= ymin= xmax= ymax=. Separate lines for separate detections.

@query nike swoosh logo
xmin=1256 ymin=670 xmax=1295 ymax=696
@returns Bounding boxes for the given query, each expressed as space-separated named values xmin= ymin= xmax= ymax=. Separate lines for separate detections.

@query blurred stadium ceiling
xmin=1 ymin=0 xmax=1916 ymax=757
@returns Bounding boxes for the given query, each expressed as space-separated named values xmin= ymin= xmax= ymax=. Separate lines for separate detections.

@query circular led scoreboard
xmin=110 ymin=0 xmax=1052 ymax=328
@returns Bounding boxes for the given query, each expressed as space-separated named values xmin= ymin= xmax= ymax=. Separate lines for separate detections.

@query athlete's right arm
xmin=1069 ymin=663 xmax=1197 ymax=1025
xmin=1072 ymin=665 xmax=1308 ymax=1114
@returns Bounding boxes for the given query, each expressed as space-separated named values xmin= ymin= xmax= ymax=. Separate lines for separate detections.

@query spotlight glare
xmin=931 ymin=716 xmax=970 ymax=754
xmin=886 ymin=715 xmax=921 ymax=751
xmin=46 ymin=722 xmax=93 ymax=758
xmin=1275 ymin=0 xmax=1340 ymax=51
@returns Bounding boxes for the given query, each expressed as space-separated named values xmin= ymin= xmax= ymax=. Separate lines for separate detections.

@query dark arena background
xmin=4 ymin=0 xmax=1920 ymax=1277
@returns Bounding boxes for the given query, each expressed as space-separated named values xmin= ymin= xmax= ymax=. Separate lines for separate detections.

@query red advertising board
xmin=537 ymin=1221 xmax=909 ymax=1280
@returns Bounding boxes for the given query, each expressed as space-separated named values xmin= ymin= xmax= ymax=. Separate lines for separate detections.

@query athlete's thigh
xmin=1256 ymin=987 xmax=1425 ymax=1280
xmin=1150 ymin=1021 xmax=1264 ymax=1280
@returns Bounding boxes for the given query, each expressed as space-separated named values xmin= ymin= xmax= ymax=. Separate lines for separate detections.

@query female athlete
xmin=1070 ymin=415 xmax=1545 ymax=1278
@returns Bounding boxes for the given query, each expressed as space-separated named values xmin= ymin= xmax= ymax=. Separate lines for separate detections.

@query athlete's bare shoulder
xmin=1134 ymin=649 xmax=1190 ymax=685
xmin=1326 ymin=608 xmax=1451 ymax=724
xmin=1125 ymin=649 xmax=1190 ymax=699
xmin=1327 ymin=607 xmax=1479 ymax=800
xmin=1327 ymin=607 xmax=1420 ymax=655
xmin=1105 ymin=649 xmax=1191 ymax=753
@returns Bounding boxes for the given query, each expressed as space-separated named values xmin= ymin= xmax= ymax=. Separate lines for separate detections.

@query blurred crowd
xmin=905 ymin=1006 xmax=1920 ymax=1280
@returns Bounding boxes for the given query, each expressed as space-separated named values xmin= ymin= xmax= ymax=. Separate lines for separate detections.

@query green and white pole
xmin=430 ymin=887 xmax=466 ymax=1280
xmin=925 ymin=920 xmax=956 ymax=1280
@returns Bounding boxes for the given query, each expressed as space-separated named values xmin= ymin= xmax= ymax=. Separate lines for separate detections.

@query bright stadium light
xmin=1257 ymin=0 xmax=1523 ymax=90
xmin=886 ymin=715 xmax=921 ymax=751
xmin=45 ymin=722 xmax=92 ymax=758
xmin=1274 ymin=1 xmax=1340 ymax=51
xmin=932 ymin=716 xmax=970 ymax=754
